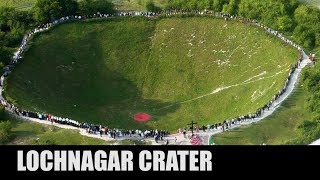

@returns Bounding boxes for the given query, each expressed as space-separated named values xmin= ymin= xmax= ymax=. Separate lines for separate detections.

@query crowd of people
xmin=0 ymin=10 xmax=309 ymax=143
xmin=0 ymin=98 xmax=170 ymax=140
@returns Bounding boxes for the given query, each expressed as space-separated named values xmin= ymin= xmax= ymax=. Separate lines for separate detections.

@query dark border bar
xmin=0 ymin=145 xmax=319 ymax=177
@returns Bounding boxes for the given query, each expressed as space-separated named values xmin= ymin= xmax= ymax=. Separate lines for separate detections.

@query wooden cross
xmin=187 ymin=121 xmax=197 ymax=136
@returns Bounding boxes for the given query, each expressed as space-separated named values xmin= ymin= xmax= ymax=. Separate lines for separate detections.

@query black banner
xmin=0 ymin=145 xmax=319 ymax=177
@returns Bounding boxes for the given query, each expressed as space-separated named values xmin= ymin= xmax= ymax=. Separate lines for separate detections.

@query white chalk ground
xmin=0 ymin=52 xmax=316 ymax=145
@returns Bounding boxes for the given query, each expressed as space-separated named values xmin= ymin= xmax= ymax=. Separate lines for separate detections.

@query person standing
xmin=0 ymin=76 xmax=4 ymax=87
xmin=312 ymin=53 xmax=316 ymax=65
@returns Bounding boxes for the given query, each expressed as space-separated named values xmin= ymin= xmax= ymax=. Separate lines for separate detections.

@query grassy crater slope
xmin=5 ymin=17 xmax=299 ymax=131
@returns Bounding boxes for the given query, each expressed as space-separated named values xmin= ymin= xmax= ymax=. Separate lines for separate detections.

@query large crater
xmin=5 ymin=17 xmax=299 ymax=131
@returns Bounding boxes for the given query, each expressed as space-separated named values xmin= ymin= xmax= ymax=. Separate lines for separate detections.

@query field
xmin=4 ymin=17 xmax=299 ymax=131
xmin=301 ymin=0 xmax=320 ymax=8
xmin=0 ymin=0 xmax=166 ymax=11
xmin=0 ymin=0 xmax=36 ymax=10
xmin=213 ymin=79 xmax=314 ymax=145
xmin=113 ymin=0 xmax=166 ymax=11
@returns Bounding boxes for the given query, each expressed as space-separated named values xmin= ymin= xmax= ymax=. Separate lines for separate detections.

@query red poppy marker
xmin=190 ymin=135 xmax=202 ymax=145
xmin=134 ymin=113 xmax=151 ymax=122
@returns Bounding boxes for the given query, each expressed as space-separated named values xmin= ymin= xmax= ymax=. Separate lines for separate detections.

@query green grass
xmin=0 ymin=0 xmax=166 ymax=11
xmin=112 ymin=0 xmax=166 ymax=11
xmin=0 ymin=114 xmax=109 ymax=145
xmin=300 ymin=0 xmax=320 ymax=8
xmin=4 ymin=16 xmax=299 ymax=132
xmin=0 ymin=0 xmax=36 ymax=10
xmin=1 ymin=113 xmax=151 ymax=145
xmin=213 ymin=78 xmax=314 ymax=145
xmin=1 ymin=0 xmax=318 ymax=12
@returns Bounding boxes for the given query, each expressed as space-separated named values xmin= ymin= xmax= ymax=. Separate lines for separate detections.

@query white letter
xmin=27 ymin=150 xmax=39 ymax=171
xmin=54 ymin=151 xmax=67 ymax=171
xmin=200 ymin=151 xmax=212 ymax=171
xmin=108 ymin=151 xmax=120 ymax=171
xmin=153 ymin=151 xmax=165 ymax=171
xmin=190 ymin=151 xmax=199 ymax=171
xmin=166 ymin=151 xmax=179 ymax=171
xmin=95 ymin=150 xmax=107 ymax=171
xmin=81 ymin=151 xmax=94 ymax=171
xmin=177 ymin=151 xmax=188 ymax=171
xmin=40 ymin=150 xmax=53 ymax=171
xmin=139 ymin=150 xmax=152 ymax=171
xmin=17 ymin=151 xmax=26 ymax=171
xmin=68 ymin=151 xmax=81 ymax=171
xmin=121 ymin=151 xmax=133 ymax=171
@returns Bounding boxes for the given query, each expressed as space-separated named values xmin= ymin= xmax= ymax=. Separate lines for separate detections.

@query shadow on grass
xmin=6 ymin=20 xmax=181 ymax=130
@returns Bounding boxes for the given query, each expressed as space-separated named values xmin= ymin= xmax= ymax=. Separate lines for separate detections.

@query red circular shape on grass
xmin=190 ymin=135 xmax=202 ymax=145
xmin=134 ymin=113 xmax=151 ymax=122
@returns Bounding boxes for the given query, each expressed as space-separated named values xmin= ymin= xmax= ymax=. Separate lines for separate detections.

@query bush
xmin=146 ymin=0 xmax=162 ymax=12
xmin=0 ymin=121 xmax=12 ymax=144
xmin=78 ymin=0 xmax=115 ymax=16
xmin=0 ymin=107 xmax=5 ymax=119
xmin=0 ymin=45 xmax=13 ymax=65
xmin=285 ymin=119 xmax=320 ymax=144
xmin=0 ymin=7 xmax=34 ymax=65
xmin=33 ymin=0 xmax=79 ymax=24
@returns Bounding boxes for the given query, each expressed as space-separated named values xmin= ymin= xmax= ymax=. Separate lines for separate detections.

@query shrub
xmin=146 ymin=0 xmax=162 ymax=12
xmin=0 ymin=121 xmax=12 ymax=144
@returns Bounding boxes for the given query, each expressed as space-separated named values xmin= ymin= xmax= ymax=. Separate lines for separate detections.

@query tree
xmin=302 ymin=65 xmax=320 ymax=113
xmin=212 ymin=0 xmax=228 ymax=12
xmin=197 ymin=0 xmax=212 ymax=10
xmin=294 ymin=5 xmax=320 ymax=26
xmin=0 ymin=7 xmax=33 ymax=63
xmin=0 ymin=45 xmax=12 ymax=65
xmin=146 ymin=0 xmax=162 ymax=12
xmin=277 ymin=15 xmax=294 ymax=31
xmin=283 ymin=0 xmax=300 ymax=15
xmin=222 ymin=0 xmax=240 ymax=15
xmin=33 ymin=0 xmax=79 ymax=24
xmin=238 ymin=0 xmax=263 ymax=19
xmin=78 ymin=0 xmax=115 ymax=15
xmin=294 ymin=25 xmax=316 ymax=49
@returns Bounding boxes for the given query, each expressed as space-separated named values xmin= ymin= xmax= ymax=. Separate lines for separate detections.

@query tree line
xmin=2 ymin=0 xmax=319 ymax=67
xmin=0 ymin=0 xmax=115 ymax=68
xmin=284 ymin=64 xmax=320 ymax=144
